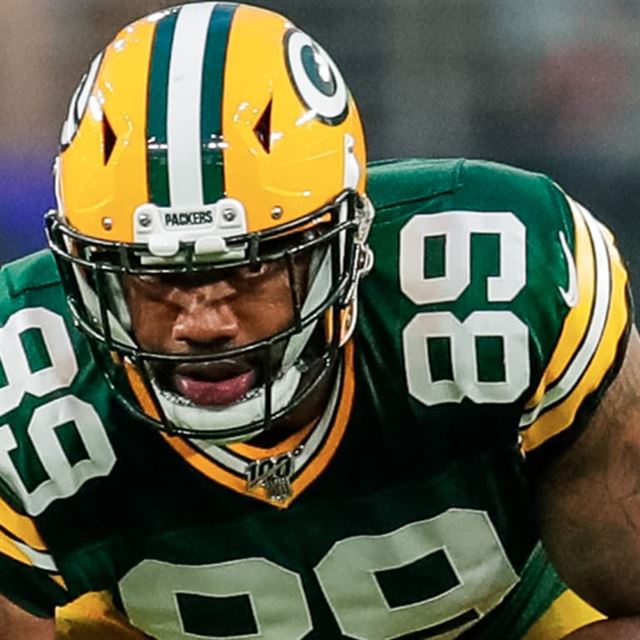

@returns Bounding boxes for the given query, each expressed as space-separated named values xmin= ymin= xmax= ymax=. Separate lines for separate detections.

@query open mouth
xmin=172 ymin=362 xmax=258 ymax=406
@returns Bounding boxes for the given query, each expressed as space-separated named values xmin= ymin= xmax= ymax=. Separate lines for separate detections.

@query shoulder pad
xmin=367 ymin=158 xmax=463 ymax=209
xmin=1 ymin=250 xmax=61 ymax=300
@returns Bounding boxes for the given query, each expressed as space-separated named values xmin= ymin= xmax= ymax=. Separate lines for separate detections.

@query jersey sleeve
xmin=519 ymin=190 xmax=632 ymax=453
xmin=365 ymin=159 xmax=633 ymax=454
xmin=0 ymin=254 xmax=72 ymax=616
xmin=0 ymin=494 xmax=69 ymax=616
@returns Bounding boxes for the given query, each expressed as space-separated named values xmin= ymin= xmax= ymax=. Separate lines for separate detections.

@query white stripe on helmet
xmin=167 ymin=2 xmax=216 ymax=206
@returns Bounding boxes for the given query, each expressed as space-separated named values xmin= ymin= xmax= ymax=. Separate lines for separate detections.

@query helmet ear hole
xmin=253 ymin=99 xmax=273 ymax=153
xmin=102 ymin=115 xmax=117 ymax=165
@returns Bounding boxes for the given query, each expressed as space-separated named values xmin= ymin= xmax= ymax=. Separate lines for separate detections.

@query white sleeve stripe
xmin=12 ymin=539 xmax=58 ymax=572
xmin=519 ymin=200 xmax=611 ymax=428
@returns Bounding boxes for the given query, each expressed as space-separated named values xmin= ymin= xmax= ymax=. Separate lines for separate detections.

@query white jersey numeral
xmin=0 ymin=307 xmax=78 ymax=413
xmin=0 ymin=307 xmax=115 ymax=515
xmin=399 ymin=212 xmax=529 ymax=406
xmin=119 ymin=509 xmax=518 ymax=640
xmin=403 ymin=311 xmax=530 ymax=405
xmin=121 ymin=558 xmax=313 ymax=640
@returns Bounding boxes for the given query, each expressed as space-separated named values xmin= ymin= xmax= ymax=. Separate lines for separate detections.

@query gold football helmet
xmin=47 ymin=2 xmax=373 ymax=442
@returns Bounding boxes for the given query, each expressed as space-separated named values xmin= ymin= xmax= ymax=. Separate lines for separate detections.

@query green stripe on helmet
xmin=146 ymin=9 xmax=179 ymax=207
xmin=201 ymin=3 xmax=238 ymax=204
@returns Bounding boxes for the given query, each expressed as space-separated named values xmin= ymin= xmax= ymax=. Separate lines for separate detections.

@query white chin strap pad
xmin=281 ymin=246 xmax=333 ymax=370
xmin=154 ymin=365 xmax=302 ymax=443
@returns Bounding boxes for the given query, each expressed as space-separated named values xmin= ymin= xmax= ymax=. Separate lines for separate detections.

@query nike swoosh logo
xmin=558 ymin=231 xmax=579 ymax=308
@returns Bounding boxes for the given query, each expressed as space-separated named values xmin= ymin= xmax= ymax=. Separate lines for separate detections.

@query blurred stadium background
xmin=1 ymin=0 xmax=638 ymax=315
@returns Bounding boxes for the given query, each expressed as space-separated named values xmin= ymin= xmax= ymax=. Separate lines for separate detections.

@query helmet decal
xmin=60 ymin=52 xmax=104 ymax=150
xmin=285 ymin=30 xmax=349 ymax=125
xmin=147 ymin=3 xmax=238 ymax=208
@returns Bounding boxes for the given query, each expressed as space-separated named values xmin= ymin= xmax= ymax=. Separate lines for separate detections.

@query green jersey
xmin=0 ymin=159 xmax=631 ymax=639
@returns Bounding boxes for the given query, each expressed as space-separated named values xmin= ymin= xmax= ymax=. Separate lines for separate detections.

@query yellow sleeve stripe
xmin=523 ymin=199 xmax=596 ymax=410
xmin=0 ymin=499 xmax=66 ymax=589
xmin=0 ymin=496 xmax=47 ymax=551
xmin=523 ymin=589 xmax=604 ymax=640
xmin=521 ymin=198 xmax=612 ymax=425
xmin=520 ymin=201 xmax=630 ymax=451
xmin=0 ymin=527 xmax=67 ymax=589
xmin=51 ymin=574 xmax=67 ymax=589
xmin=0 ymin=528 xmax=36 ymax=567
xmin=56 ymin=591 xmax=144 ymax=637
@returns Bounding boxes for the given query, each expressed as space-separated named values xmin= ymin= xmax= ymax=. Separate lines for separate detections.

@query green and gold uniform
xmin=0 ymin=159 xmax=632 ymax=639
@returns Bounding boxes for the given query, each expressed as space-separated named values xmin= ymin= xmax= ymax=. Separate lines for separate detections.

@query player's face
xmin=122 ymin=256 xmax=309 ymax=407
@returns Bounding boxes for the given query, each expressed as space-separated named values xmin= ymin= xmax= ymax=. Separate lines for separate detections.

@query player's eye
xmin=130 ymin=261 xmax=274 ymax=288
xmin=231 ymin=262 xmax=270 ymax=280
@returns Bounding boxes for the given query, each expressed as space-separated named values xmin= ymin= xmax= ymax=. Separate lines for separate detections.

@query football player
xmin=0 ymin=3 xmax=639 ymax=640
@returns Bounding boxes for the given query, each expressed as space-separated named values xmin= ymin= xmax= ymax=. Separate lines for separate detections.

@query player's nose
xmin=171 ymin=282 xmax=240 ymax=347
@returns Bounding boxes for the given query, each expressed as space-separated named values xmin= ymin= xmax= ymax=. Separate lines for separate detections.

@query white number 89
xmin=400 ymin=211 xmax=530 ymax=406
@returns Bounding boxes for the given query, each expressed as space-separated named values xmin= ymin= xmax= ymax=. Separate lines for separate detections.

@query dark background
xmin=1 ymin=0 xmax=638 ymax=315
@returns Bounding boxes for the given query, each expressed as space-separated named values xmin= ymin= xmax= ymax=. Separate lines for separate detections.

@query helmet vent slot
xmin=253 ymin=99 xmax=273 ymax=153
xmin=102 ymin=115 xmax=117 ymax=165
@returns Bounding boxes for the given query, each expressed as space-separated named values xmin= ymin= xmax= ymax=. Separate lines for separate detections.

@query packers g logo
xmin=285 ymin=30 xmax=348 ymax=125
xmin=60 ymin=52 xmax=104 ymax=149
